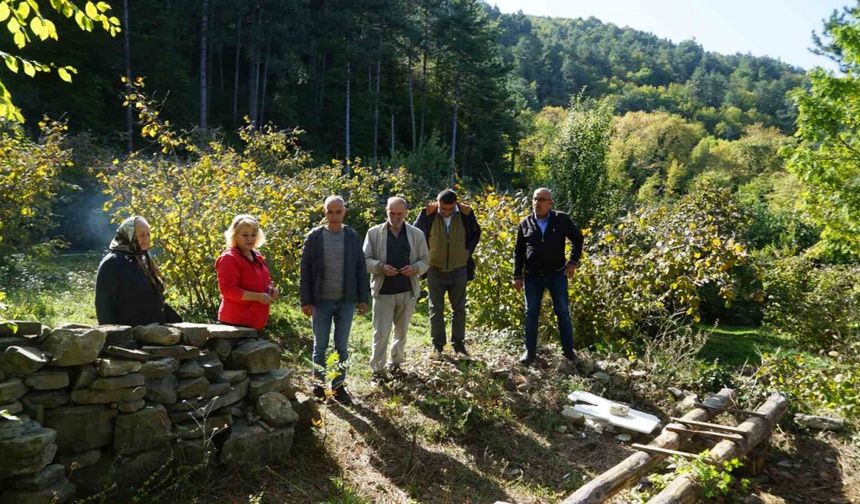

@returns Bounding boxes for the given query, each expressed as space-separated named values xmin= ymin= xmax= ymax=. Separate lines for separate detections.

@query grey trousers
xmin=427 ymin=266 xmax=468 ymax=349
xmin=370 ymin=291 xmax=416 ymax=372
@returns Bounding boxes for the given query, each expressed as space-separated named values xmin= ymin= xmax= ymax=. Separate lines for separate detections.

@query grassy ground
xmin=3 ymin=253 xmax=859 ymax=503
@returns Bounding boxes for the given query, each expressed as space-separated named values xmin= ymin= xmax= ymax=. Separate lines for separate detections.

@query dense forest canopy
xmin=1 ymin=0 xmax=808 ymax=184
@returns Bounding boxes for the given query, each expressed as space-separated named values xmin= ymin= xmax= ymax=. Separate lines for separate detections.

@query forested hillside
xmin=2 ymin=0 xmax=806 ymax=182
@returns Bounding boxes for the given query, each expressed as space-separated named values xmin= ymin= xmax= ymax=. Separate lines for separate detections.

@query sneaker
xmin=332 ymin=386 xmax=353 ymax=406
xmin=453 ymin=343 xmax=470 ymax=357
xmin=312 ymin=385 xmax=326 ymax=401
xmin=519 ymin=352 xmax=536 ymax=366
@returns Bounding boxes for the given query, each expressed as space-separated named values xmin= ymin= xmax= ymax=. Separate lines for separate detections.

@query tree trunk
xmin=199 ymin=0 xmax=208 ymax=130
xmin=408 ymin=48 xmax=416 ymax=151
xmin=390 ymin=112 xmax=395 ymax=157
xmin=316 ymin=52 xmax=327 ymax=124
xmin=419 ymin=48 xmax=427 ymax=145
xmin=232 ymin=17 xmax=242 ymax=124
xmin=247 ymin=12 xmax=261 ymax=126
xmin=449 ymin=81 xmax=459 ymax=183
xmin=345 ymin=59 xmax=351 ymax=171
xmin=372 ymin=54 xmax=381 ymax=166
xmin=259 ymin=32 xmax=271 ymax=127
xmin=123 ymin=0 xmax=132 ymax=152
xmin=218 ymin=45 xmax=224 ymax=92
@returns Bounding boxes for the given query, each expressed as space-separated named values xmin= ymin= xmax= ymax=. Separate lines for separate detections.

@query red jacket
xmin=215 ymin=248 xmax=272 ymax=330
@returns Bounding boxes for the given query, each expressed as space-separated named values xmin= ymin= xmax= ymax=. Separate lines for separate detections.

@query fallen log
xmin=561 ymin=388 xmax=736 ymax=504
xmin=645 ymin=393 xmax=788 ymax=504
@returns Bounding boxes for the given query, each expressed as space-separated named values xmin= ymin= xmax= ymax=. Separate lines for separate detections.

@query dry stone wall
xmin=0 ymin=320 xmax=300 ymax=503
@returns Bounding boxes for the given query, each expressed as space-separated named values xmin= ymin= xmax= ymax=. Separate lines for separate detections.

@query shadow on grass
xmin=329 ymin=401 xmax=514 ymax=504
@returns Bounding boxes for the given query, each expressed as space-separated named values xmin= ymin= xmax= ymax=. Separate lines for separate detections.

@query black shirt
xmin=95 ymin=251 xmax=170 ymax=326
xmin=380 ymin=228 xmax=412 ymax=295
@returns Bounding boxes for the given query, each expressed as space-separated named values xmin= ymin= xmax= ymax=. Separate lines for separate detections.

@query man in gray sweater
xmin=300 ymin=196 xmax=369 ymax=405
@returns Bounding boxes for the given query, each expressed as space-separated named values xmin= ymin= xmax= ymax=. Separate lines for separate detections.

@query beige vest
xmin=428 ymin=212 xmax=468 ymax=272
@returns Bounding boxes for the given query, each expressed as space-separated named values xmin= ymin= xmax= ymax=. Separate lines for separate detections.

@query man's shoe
xmin=519 ymin=352 xmax=536 ymax=366
xmin=562 ymin=349 xmax=578 ymax=362
xmin=332 ymin=386 xmax=353 ymax=406
xmin=430 ymin=347 xmax=445 ymax=360
xmin=453 ymin=343 xmax=470 ymax=357
xmin=312 ymin=385 xmax=326 ymax=401
xmin=371 ymin=371 xmax=387 ymax=387
xmin=388 ymin=363 xmax=406 ymax=378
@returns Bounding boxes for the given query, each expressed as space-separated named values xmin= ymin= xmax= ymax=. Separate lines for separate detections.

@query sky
xmin=489 ymin=0 xmax=849 ymax=71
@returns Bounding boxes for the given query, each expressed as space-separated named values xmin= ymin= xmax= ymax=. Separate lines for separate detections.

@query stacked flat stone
xmin=0 ymin=320 xmax=299 ymax=503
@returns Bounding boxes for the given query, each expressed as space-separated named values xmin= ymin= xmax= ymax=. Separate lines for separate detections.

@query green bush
xmin=761 ymin=254 xmax=860 ymax=351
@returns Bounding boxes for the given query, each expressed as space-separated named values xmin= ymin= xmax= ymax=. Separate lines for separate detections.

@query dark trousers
xmin=427 ymin=266 xmax=468 ymax=349
xmin=523 ymin=271 xmax=574 ymax=355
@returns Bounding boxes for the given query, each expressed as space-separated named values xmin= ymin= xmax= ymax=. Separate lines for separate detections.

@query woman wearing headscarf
xmin=215 ymin=214 xmax=278 ymax=330
xmin=95 ymin=216 xmax=181 ymax=325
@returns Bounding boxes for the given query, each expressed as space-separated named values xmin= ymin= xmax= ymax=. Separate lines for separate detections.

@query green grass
xmin=696 ymin=324 xmax=794 ymax=367
xmin=2 ymin=252 xmax=100 ymax=326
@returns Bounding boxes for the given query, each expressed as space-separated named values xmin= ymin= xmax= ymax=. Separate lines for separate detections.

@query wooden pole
xmin=561 ymin=388 xmax=736 ymax=504
xmin=645 ymin=393 xmax=788 ymax=504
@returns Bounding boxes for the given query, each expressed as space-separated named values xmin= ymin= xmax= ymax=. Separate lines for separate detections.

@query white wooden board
xmin=567 ymin=390 xmax=660 ymax=434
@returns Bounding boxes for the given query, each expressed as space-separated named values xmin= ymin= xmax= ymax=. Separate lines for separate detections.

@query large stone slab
xmin=0 ymin=426 xmax=57 ymax=478
xmin=227 ymin=339 xmax=281 ymax=373
xmin=96 ymin=358 xmax=142 ymax=377
xmin=43 ymin=405 xmax=117 ymax=452
xmin=176 ymin=360 xmax=204 ymax=379
xmin=207 ymin=324 xmax=258 ymax=339
xmin=0 ymin=478 xmax=74 ymax=504
xmin=70 ymin=447 xmax=171 ymax=497
xmin=257 ymin=392 xmax=299 ymax=427
xmin=117 ymin=399 xmax=146 ymax=413
xmin=249 ymin=369 xmax=294 ymax=400
xmin=133 ymin=324 xmax=181 ymax=346
xmin=22 ymin=390 xmax=70 ymax=408
xmin=210 ymin=338 xmax=232 ymax=360
xmin=102 ymin=346 xmax=150 ymax=362
xmin=211 ymin=378 xmax=250 ymax=411
xmin=25 ymin=370 xmax=69 ymax=390
xmin=174 ymin=413 xmax=231 ymax=440
xmin=219 ymin=370 xmax=247 ymax=384
xmin=70 ymin=365 xmax=96 ymax=389
xmin=0 ymin=346 xmax=49 ymax=376
xmin=220 ymin=422 xmax=294 ymax=465
xmin=114 ymin=404 xmax=172 ymax=455
xmin=0 ymin=415 xmax=42 ymax=441
xmin=140 ymin=357 xmax=179 ymax=379
xmin=145 ymin=374 xmax=178 ymax=405
xmin=70 ymin=386 xmax=146 ymax=405
xmin=8 ymin=463 xmax=64 ymax=490
xmin=90 ymin=373 xmax=145 ymax=391
xmin=166 ymin=322 xmax=211 ymax=347
xmin=203 ymin=382 xmax=231 ymax=399
xmin=0 ymin=320 xmax=42 ymax=337
xmin=140 ymin=345 xmax=200 ymax=360
xmin=97 ymin=325 xmax=134 ymax=347
xmin=198 ymin=351 xmax=224 ymax=381
xmin=177 ymin=377 xmax=209 ymax=399
xmin=0 ymin=377 xmax=27 ymax=402
xmin=42 ymin=328 xmax=107 ymax=367
xmin=0 ymin=400 xmax=23 ymax=415
xmin=56 ymin=448 xmax=101 ymax=471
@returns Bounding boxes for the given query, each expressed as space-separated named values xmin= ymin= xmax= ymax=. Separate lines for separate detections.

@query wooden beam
xmin=561 ymin=388 xmax=737 ymax=504
xmin=668 ymin=417 xmax=748 ymax=435
xmin=646 ymin=393 xmax=788 ymax=504
xmin=664 ymin=425 xmax=746 ymax=443
xmin=630 ymin=444 xmax=701 ymax=460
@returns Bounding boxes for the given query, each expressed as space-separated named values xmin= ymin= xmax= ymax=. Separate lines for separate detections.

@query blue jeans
xmin=312 ymin=299 xmax=355 ymax=387
xmin=523 ymin=271 xmax=574 ymax=355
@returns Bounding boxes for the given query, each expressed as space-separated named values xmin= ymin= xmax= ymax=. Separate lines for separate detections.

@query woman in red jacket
xmin=215 ymin=215 xmax=278 ymax=329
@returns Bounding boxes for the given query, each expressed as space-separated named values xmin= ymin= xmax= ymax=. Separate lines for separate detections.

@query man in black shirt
xmin=513 ymin=188 xmax=583 ymax=366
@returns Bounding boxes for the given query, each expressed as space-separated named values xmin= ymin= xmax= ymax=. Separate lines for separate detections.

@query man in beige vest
xmin=414 ymin=189 xmax=481 ymax=358
xmin=363 ymin=197 xmax=429 ymax=384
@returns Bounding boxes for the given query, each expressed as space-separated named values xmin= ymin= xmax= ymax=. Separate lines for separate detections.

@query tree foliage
xmin=787 ymin=4 xmax=860 ymax=259
xmin=0 ymin=0 xmax=119 ymax=121
xmin=548 ymin=95 xmax=614 ymax=225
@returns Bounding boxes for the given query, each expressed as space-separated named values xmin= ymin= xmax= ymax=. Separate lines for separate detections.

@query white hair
xmin=324 ymin=195 xmax=346 ymax=210
xmin=386 ymin=196 xmax=408 ymax=209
